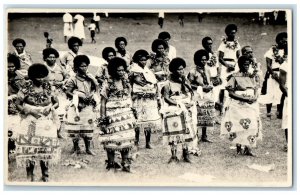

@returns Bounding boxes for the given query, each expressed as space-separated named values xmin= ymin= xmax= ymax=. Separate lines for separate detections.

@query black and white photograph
xmin=4 ymin=8 xmax=293 ymax=187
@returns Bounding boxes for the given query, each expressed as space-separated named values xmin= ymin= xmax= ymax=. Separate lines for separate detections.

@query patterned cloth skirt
xmin=14 ymin=106 xmax=60 ymax=167
xmin=161 ymin=104 xmax=198 ymax=147
xmin=133 ymin=94 xmax=161 ymax=132
xmin=220 ymin=99 xmax=262 ymax=147
xmin=98 ymin=107 xmax=136 ymax=152
xmin=65 ymin=105 xmax=97 ymax=138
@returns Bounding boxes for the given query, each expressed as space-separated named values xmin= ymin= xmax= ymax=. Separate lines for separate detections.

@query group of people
xmin=63 ymin=12 xmax=101 ymax=44
xmin=7 ymin=23 xmax=289 ymax=182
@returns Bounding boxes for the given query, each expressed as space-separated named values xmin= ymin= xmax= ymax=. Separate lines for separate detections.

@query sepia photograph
xmin=4 ymin=7 xmax=293 ymax=187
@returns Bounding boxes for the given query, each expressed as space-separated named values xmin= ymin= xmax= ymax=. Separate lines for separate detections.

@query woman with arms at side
xmin=220 ymin=56 xmax=262 ymax=157
xmin=98 ymin=57 xmax=136 ymax=172
xmin=14 ymin=64 xmax=60 ymax=182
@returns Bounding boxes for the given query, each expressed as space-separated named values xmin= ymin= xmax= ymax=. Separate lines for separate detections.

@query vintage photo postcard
xmin=4 ymin=7 xmax=293 ymax=187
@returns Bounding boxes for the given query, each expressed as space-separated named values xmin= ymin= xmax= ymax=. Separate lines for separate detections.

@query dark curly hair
xmin=42 ymin=48 xmax=60 ymax=61
xmin=225 ymin=24 xmax=238 ymax=35
xmin=67 ymin=36 xmax=82 ymax=49
xmin=201 ymin=36 xmax=212 ymax=47
xmin=275 ymin=32 xmax=287 ymax=44
xmin=107 ymin=57 xmax=127 ymax=78
xmin=7 ymin=54 xmax=21 ymax=70
xmin=158 ymin=31 xmax=171 ymax=40
xmin=73 ymin=55 xmax=90 ymax=72
xmin=194 ymin=49 xmax=209 ymax=66
xmin=115 ymin=37 xmax=128 ymax=49
xmin=12 ymin=38 xmax=26 ymax=47
xmin=132 ymin=49 xmax=149 ymax=64
xmin=102 ymin=47 xmax=116 ymax=61
xmin=238 ymin=55 xmax=251 ymax=70
xmin=151 ymin=39 xmax=169 ymax=53
xmin=169 ymin=57 xmax=186 ymax=73
xmin=28 ymin=63 xmax=49 ymax=80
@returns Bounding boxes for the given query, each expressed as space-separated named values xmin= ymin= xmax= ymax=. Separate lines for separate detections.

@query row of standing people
xmin=7 ymin=24 xmax=288 ymax=182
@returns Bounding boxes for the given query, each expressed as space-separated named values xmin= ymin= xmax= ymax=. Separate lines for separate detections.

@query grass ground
xmin=6 ymin=12 xmax=290 ymax=186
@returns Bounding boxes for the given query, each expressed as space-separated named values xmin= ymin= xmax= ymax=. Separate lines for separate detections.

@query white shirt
xmin=63 ymin=13 xmax=72 ymax=23
xmin=264 ymin=47 xmax=285 ymax=69
xmin=93 ymin=15 xmax=100 ymax=22
xmin=217 ymin=40 xmax=241 ymax=62
xmin=167 ymin=45 xmax=176 ymax=61
xmin=159 ymin=11 xmax=164 ymax=18
xmin=88 ymin=23 xmax=96 ymax=31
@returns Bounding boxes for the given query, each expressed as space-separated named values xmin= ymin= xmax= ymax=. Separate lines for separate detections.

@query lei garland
xmin=150 ymin=52 xmax=170 ymax=69
xmin=272 ymin=45 xmax=287 ymax=64
xmin=107 ymin=78 xmax=131 ymax=98
xmin=222 ymin=37 xmax=239 ymax=50
xmin=207 ymin=53 xmax=217 ymax=67
xmin=20 ymin=80 xmax=52 ymax=105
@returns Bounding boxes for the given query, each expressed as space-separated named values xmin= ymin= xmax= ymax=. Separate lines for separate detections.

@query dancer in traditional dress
xmin=220 ymin=56 xmax=262 ymax=156
xmin=115 ymin=37 xmax=132 ymax=70
xmin=161 ymin=58 xmax=199 ymax=163
xmin=15 ymin=63 xmax=60 ymax=182
xmin=202 ymin=37 xmax=222 ymax=105
xmin=61 ymin=36 xmax=83 ymax=77
xmin=149 ymin=39 xmax=170 ymax=81
xmin=158 ymin=31 xmax=177 ymax=61
xmin=260 ymin=32 xmax=287 ymax=119
xmin=64 ymin=55 xmax=99 ymax=156
xmin=218 ymin=24 xmax=241 ymax=114
xmin=187 ymin=49 xmax=215 ymax=143
xmin=95 ymin=47 xmax=116 ymax=87
xmin=98 ymin=57 xmax=136 ymax=172
xmin=130 ymin=50 xmax=161 ymax=149
xmin=149 ymin=39 xmax=171 ymax=104
xmin=11 ymin=38 xmax=33 ymax=71
xmin=7 ymin=54 xmax=26 ymax=157
xmin=241 ymin=46 xmax=263 ymax=92
xmin=43 ymin=48 xmax=69 ymax=139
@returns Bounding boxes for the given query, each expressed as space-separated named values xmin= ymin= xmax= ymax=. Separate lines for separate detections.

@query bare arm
xmin=187 ymin=72 xmax=198 ymax=90
xmin=162 ymin=85 xmax=177 ymax=106
xmin=228 ymin=89 xmax=253 ymax=103
xmin=100 ymin=96 xmax=107 ymax=117
xmin=266 ymin=57 xmax=273 ymax=73
xmin=218 ymin=51 xmax=229 ymax=67
xmin=236 ymin=50 xmax=241 ymax=59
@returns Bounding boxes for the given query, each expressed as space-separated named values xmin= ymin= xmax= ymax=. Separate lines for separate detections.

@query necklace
xmin=272 ymin=45 xmax=287 ymax=64
xmin=222 ymin=37 xmax=239 ymax=50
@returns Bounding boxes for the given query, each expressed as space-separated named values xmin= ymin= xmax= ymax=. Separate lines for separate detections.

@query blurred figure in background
xmin=44 ymin=32 xmax=53 ymax=48
xmin=73 ymin=14 xmax=86 ymax=42
xmin=63 ymin=12 xmax=74 ymax=43
xmin=158 ymin=11 xmax=164 ymax=28
xmin=88 ymin=19 xmax=96 ymax=44
xmin=178 ymin=13 xmax=184 ymax=27
xmin=93 ymin=12 xmax=101 ymax=33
